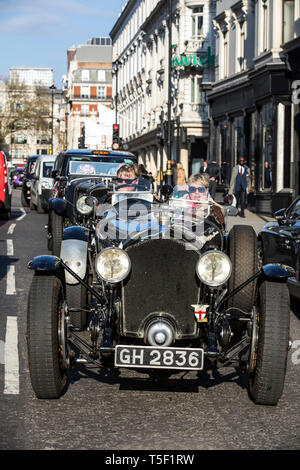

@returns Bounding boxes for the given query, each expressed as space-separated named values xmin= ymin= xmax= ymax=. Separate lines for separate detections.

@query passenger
xmin=187 ymin=173 xmax=210 ymax=203
xmin=185 ymin=173 xmax=225 ymax=228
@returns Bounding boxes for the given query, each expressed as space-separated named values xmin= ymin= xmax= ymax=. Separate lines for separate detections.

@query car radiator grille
xmin=122 ymin=238 xmax=201 ymax=338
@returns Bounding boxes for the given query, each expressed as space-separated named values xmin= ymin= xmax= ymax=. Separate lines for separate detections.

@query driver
xmin=115 ymin=164 xmax=139 ymax=192
xmin=115 ymin=163 xmax=150 ymax=192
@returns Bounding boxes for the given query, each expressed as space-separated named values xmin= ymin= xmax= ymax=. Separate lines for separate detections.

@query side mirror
xmin=160 ymin=184 xmax=173 ymax=200
xmin=274 ymin=208 xmax=286 ymax=225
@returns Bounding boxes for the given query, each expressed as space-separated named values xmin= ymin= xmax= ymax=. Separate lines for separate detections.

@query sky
xmin=0 ymin=0 xmax=128 ymax=86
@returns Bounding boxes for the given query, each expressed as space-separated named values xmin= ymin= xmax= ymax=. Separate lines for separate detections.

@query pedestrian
xmin=200 ymin=160 xmax=208 ymax=174
xmin=264 ymin=161 xmax=272 ymax=189
xmin=200 ymin=160 xmax=220 ymax=199
xmin=221 ymin=161 xmax=231 ymax=187
xmin=173 ymin=162 xmax=188 ymax=197
xmin=229 ymin=156 xmax=250 ymax=218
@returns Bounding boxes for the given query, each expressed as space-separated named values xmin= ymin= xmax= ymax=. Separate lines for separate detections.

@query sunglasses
xmin=189 ymin=186 xmax=207 ymax=194
xmin=117 ymin=178 xmax=137 ymax=184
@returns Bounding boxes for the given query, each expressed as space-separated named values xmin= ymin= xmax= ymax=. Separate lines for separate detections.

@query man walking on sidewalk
xmin=229 ymin=156 xmax=250 ymax=218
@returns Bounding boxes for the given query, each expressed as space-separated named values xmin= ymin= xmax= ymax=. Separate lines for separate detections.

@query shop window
xmin=233 ymin=116 xmax=245 ymax=162
xmin=261 ymin=103 xmax=273 ymax=190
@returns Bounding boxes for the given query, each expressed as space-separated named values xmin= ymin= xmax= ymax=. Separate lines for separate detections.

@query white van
xmin=30 ymin=154 xmax=56 ymax=213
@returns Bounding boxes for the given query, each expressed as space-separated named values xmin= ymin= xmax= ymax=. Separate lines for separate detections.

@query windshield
xmin=288 ymin=199 xmax=300 ymax=220
xmin=43 ymin=162 xmax=54 ymax=178
xmin=66 ymin=155 xmax=135 ymax=177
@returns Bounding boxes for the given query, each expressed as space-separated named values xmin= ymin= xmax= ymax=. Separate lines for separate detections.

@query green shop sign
xmin=171 ymin=46 xmax=215 ymax=68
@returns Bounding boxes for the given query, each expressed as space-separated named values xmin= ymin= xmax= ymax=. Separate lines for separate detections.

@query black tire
xmin=27 ymin=274 xmax=68 ymax=399
xmin=66 ymin=282 xmax=87 ymax=330
xmin=37 ymin=196 xmax=45 ymax=214
xmin=1 ymin=210 xmax=11 ymax=220
xmin=249 ymin=281 xmax=290 ymax=405
xmin=51 ymin=211 xmax=64 ymax=256
xmin=227 ymin=225 xmax=258 ymax=313
xmin=30 ymin=197 xmax=36 ymax=211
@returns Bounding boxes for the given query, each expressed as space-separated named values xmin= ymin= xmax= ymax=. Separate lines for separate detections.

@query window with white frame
xmin=223 ymin=31 xmax=229 ymax=78
xmin=81 ymin=104 xmax=89 ymax=116
xmin=236 ymin=20 xmax=246 ymax=72
xmin=98 ymin=86 xmax=105 ymax=99
xmin=81 ymin=86 xmax=89 ymax=99
xmin=98 ymin=70 xmax=106 ymax=82
xmin=283 ymin=0 xmax=295 ymax=43
xmin=82 ymin=70 xmax=89 ymax=81
xmin=191 ymin=77 xmax=202 ymax=103
xmin=191 ymin=6 xmax=204 ymax=37
xmin=262 ymin=0 xmax=269 ymax=52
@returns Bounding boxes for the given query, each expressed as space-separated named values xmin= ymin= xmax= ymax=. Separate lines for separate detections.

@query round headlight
xmin=196 ymin=250 xmax=232 ymax=287
xmin=76 ymin=196 xmax=93 ymax=215
xmin=95 ymin=248 xmax=131 ymax=283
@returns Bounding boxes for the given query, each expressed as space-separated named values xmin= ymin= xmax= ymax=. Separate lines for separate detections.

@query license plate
xmin=115 ymin=345 xmax=204 ymax=370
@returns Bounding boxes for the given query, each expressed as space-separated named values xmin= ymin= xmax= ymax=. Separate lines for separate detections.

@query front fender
xmin=60 ymin=226 xmax=88 ymax=285
xmin=50 ymin=197 xmax=67 ymax=216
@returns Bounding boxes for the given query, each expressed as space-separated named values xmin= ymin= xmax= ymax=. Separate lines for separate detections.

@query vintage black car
xmin=47 ymin=149 xmax=137 ymax=255
xmin=27 ymin=184 xmax=292 ymax=405
xmin=259 ymin=195 xmax=300 ymax=299
xmin=21 ymin=155 xmax=38 ymax=207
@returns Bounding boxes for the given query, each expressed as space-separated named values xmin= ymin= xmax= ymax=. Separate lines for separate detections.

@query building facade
xmin=65 ymin=38 xmax=115 ymax=150
xmin=207 ymin=0 xmax=300 ymax=213
xmin=0 ymin=68 xmax=65 ymax=165
xmin=110 ymin=0 xmax=216 ymax=179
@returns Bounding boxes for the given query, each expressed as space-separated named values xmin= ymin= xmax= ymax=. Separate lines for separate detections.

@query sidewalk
xmin=226 ymin=209 xmax=275 ymax=234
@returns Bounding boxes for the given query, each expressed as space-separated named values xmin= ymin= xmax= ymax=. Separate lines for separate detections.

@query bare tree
xmin=0 ymin=78 xmax=50 ymax=148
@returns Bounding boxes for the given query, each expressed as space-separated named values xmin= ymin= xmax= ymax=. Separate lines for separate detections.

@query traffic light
xmin=112 ymin=123 xmax=120 ymax=150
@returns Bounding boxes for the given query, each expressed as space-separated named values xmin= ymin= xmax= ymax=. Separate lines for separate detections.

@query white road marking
xmin=4 ymin=316 xmax=19 ymax=395
xmin=7 ymin=224 xmax=16 ymax=235
xmin=6 ymin=265 xmax=16 ymax=295
xmin=16 ymin=207 xmax=26 ymax=221
xmin=0 ymin=340 xmax=5 ymax=364
xmin=7 ymin=239 xmax=14 ymax=256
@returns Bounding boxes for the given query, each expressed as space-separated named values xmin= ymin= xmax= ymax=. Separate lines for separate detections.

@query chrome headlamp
xmin=76 ymin=196 xmax=93 ymax=215
xmin=95 ymin=247 xmax=131 ymax=284
xmin=196 ymin=250 xmax=232 ymax=287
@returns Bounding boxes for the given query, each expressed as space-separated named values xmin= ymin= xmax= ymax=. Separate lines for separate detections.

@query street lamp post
xmin=113 ymin=56 xmax=119 ymax=125
xmin=167 ymin=0 xmax=173 ymax=184
xmin=49 ymin=84 xmax=57 ymax=154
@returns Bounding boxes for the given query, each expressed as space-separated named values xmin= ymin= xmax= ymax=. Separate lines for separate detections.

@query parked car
xmin=27 ymin=183 xmax=292 ymax=405
xmin=0 ymin=150 xmax=12 ymax=219
xmin=259 ymin=195 xmax=300 ymax=299
xmin=30 ymin=154 xmax=56 ymax=213
xmin=21 ymin=155 xmax=38 ymax=207
xmin=11 ymin=167 xmax=25 ymax=188
xmin=47 ymin=149 xmax=138 ymax=255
